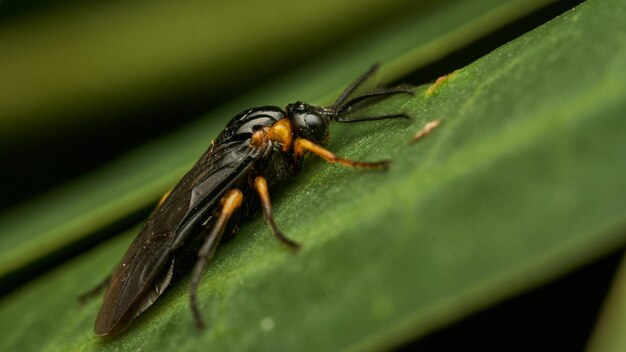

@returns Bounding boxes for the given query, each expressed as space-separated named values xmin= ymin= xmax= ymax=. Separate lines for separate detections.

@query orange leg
xmin=254 ymin=176 xmax=300 ymax=251
xmin=294 ymin=138 xmax=389 ymax=170
xmin=190 ymin=189 xmax=243 ymax=328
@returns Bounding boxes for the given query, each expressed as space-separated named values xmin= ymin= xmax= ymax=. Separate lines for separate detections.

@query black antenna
xmin=335 ymin=84 xmax=414 ymax=115
xmin=331 ymin=63 xmax=380 ymax=110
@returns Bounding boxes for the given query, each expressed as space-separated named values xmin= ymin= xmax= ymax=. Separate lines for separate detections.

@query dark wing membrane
xmin=95 ymin=140 xmax=263 ymax=336
xmin=215 ymin=106 xmax=284 ymax=144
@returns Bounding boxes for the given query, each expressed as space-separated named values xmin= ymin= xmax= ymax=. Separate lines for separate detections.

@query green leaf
xmin=0 ymin=0 xmax=551 ymax=284
xmin=2 ymin=0 xmax=626 ymax=350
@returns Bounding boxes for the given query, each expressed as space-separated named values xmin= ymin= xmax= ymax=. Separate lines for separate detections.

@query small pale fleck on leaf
xmin=260 ymin=317 xmax=275 ymax=332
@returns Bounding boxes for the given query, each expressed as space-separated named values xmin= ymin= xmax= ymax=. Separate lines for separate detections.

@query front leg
xmin=293 ymin=138 xmax=389 ymax=170
xmin=253 ymin=176 xmax=300 ymax=251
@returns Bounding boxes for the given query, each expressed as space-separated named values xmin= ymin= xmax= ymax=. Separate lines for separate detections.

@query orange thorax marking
xmin=250 ymin=118 xmax=294 ymax=152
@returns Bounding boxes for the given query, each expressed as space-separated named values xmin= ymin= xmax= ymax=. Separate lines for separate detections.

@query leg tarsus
xmin=267 ymin=215 xmax=301 ymax=252
xmin=78 ymin=275 xmax=110 ymax=306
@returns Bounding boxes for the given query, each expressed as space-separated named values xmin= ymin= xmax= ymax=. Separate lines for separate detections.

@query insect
xmin=92 ymin=64 xmax=413 ymax=337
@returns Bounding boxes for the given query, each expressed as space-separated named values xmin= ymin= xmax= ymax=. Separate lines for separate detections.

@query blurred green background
xmin=0 ymin=0 xmax=423 ymax=208
xmin=1 ymin=0 xmax=625 ymax=350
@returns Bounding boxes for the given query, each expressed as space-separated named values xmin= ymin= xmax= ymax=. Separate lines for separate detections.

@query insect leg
xmin=189 ymin=189 xmax=243 ymax=328
xmin=253 ymin=176 xmax=300 ymax=251
xmin=294 ymin=138 xmax=389 ymax=170
xmin=78 ymin=275 xmax=110 ymax=305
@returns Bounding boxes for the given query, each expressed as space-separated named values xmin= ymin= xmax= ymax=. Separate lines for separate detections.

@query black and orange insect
xmin=92 ymin=64 xmax=414 ymax=337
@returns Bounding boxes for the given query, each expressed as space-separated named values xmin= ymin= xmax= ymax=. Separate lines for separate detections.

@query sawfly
xmin=92 ymin=64 xmax=414 ymax=337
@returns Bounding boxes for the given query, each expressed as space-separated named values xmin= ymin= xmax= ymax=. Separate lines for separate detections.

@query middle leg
xmin=253 ymin=176 xmax=300 ymax=251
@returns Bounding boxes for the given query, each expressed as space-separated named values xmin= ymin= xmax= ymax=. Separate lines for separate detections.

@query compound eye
xmin=293 ymin=112 xmax=328 ymax=143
